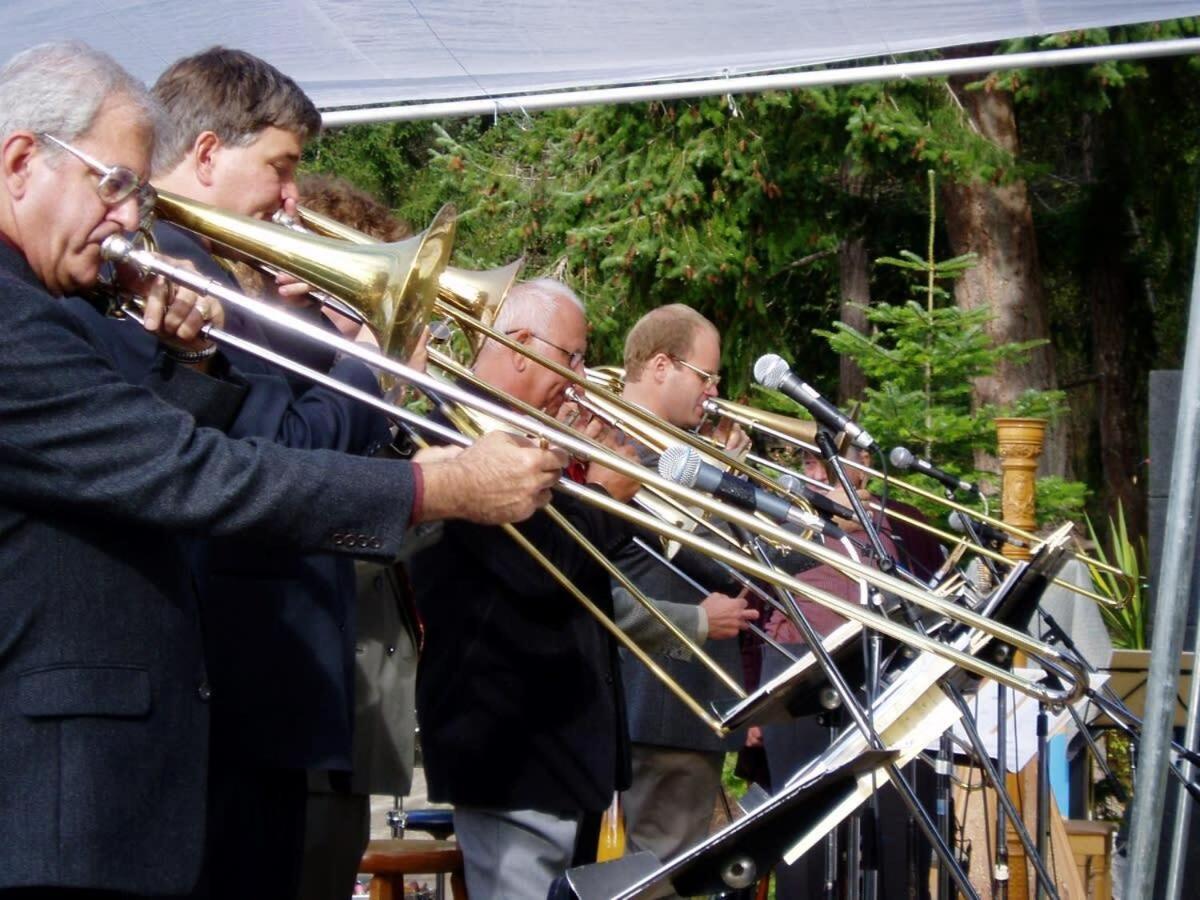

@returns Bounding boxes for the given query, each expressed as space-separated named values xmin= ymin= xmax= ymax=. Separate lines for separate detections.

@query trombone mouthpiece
xmin=658 ymin=445 xmax=702 ymax=488
xmin=100 ymin=234 xmax=135 ymax=262
xmin=753 ymin=353 xmax=790 ymax=390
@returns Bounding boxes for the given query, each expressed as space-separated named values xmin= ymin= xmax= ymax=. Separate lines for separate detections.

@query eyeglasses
xmin=506 ymin=329 xmax=585 ymax=369
xmin=40 ymin=133 xmax=157 ymax=223
xmin=670 ymin=355 xmax=721 ymax=389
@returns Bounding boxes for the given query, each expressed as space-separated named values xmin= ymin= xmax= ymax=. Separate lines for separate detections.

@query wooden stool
xmin=359 ymin=838 xmax=468 ymax=900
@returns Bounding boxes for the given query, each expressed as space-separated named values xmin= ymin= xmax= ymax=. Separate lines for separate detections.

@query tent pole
xmin=322 ymin=38 xmax=1200 ymax=127
xmin=1125 ymin=199 xmax=1200 ymax=900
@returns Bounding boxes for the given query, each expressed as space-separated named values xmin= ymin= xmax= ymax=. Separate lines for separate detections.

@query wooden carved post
xmin=994 ymin=418 xmax=1046 ymax=561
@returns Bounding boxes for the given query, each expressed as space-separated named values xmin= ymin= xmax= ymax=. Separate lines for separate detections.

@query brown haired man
xmin=615 ymin=304 xmax=761 ymax=878
xmin=147 ymin=47 xmax=398 ymax=898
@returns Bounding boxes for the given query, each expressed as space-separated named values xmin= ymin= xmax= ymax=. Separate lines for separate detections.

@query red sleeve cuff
xmin=410 ymin=461 xmax=424 ymax=526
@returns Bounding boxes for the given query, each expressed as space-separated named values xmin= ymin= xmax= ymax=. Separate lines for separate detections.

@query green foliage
xmin=1085 ymin=503 xmax=1149 ymax=649
xmin=815 ymin=172 xmax=1084 ymax=523
xmin=309 ymin=91 xmax=864 ymax=396
xmin=300 ymin=22 xmax=1200 ymax=538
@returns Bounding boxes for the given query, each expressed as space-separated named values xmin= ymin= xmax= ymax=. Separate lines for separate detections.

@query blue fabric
xmin=149 ymin=224 xmax=393 ymax=770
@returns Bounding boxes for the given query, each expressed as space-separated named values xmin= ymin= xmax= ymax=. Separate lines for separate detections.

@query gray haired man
xmin=0 ymin=41 xmax=561 ymax=897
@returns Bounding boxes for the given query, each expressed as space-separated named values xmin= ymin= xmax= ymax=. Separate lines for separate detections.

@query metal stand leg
xmin=943 ymin=687 xmax=1061 ymax=900
xmin=936 ymin=733 xmax=953 ymax=900
xmin=737 ymin=527 xmax=981 ymax=900
xmin=1035 ymin=705 xmax=1050 ymax=900
xmin=995 ymin=683 xmax=1010 ymax=900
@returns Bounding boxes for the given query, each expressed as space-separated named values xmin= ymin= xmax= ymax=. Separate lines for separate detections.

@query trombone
xmin=114 ymin=199 xmax=1091 ymax=711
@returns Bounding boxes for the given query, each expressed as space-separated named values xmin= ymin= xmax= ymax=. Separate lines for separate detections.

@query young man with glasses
xmin=614 ymin=303 xmax=762 ymax=878
xmin=0 ymin=41 xmax=563 ymax=898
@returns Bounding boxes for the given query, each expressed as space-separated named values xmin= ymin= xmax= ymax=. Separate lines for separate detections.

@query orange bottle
xmin=596 ymin=791 xmax=626 ymax=861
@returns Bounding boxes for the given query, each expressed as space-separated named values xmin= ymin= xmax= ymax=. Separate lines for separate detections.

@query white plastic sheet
xmin=1 ymin=1 xmax=1198 ymax=112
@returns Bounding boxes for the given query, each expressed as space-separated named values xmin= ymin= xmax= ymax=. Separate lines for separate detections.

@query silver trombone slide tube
xmin=103 ymin=235 xmax=1085 ymax=706
xmin=629 ymin=535 xmax=800 ymax=664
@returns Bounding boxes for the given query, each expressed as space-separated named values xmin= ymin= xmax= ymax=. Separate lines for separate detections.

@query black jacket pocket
xmin=18 ymin=664 xmax=151 ymax=718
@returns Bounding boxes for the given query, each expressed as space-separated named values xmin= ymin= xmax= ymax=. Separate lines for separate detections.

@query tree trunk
xmin=838 ymin=234 xmax=871 ymax=405
xmin=838 ymin=160 xmax=871 ymax=406
xmin=940 ymin=78 xmax=1065 ymax=477
xmin=1088 ymin=254 xmax=1148 ymax=533
xmin=1080 ymin=108 xmax=1150 ymax=537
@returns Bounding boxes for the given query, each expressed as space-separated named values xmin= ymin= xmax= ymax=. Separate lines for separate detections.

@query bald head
xmin=475 ymin=278 xmax=588 ymax=415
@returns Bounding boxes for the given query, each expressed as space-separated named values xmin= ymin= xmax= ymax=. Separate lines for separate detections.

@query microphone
xmin=659 ymin=446 xmax=847 ymax=540
xmin=888 ymin=446 xmax=980 ymax=496
xmin=948 ymin=511 xmax=1028 ymax=549
xmin=776 ymin=473 xmax=857 ymax=523
xmin=753 ymin=354 xmax=876 ymax=450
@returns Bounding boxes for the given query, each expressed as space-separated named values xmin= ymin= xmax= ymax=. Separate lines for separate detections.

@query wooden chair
xmin=359 ymin=838 xmax=468 ymax=900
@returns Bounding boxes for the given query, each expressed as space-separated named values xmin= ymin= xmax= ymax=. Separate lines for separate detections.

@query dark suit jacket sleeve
xmin=449 ymin=487 xmax=629 ymax=604
xmin=62 ymin=297 xmax=249 ymax=431
xmin=0 ymin=278 xmax=413 ymax=559
xmin=230 ymin=357 xmax=390 ymax=453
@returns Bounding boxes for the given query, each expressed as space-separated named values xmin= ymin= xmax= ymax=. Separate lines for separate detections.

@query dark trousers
xmin=297 ymin=774 xmax=370 ymax=900
xmin=190 ymin=759 xmax=307 ymax=900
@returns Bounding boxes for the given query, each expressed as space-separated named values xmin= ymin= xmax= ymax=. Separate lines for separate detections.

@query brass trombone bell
xmin=154 ymin=189 xmax=456 ymax=360
xmin=290 ymin=202 xmax=525 ymax=354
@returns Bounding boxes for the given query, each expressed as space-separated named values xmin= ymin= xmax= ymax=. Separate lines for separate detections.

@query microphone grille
xmin=947 ymin=511 xmax=967 ymax=534
xmin=888 ymin=446 xmax=915 ymax=470
xmin=658 ymin=445 xmax=702 ymax=488
xmin=753 ymin=353 xmax=790 ymax=390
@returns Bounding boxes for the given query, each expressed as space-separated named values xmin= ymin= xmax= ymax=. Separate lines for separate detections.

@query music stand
xmin=1095 ymin=648 xmax=1194 ymax=728
xmin=718 ymin=524 xmax=1073 ymax=732
xmin=561 ymin=750 xmax=898 ymax=900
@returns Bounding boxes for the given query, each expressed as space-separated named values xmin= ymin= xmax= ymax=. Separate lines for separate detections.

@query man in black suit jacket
xmin=412 ymin=278 xmax=641 ymax=900
xmin=0 ymin=41 xmax=564 ymax=898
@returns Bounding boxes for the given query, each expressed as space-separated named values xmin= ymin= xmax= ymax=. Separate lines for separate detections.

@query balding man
xmin=412 ymin=279 xmax=640 ymax=899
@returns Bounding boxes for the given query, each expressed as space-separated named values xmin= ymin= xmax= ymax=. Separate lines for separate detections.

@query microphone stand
xmin=815 ymin=429 xmax=893 ymax=900
xmin=947 ymin=505 xmax=1004 ymax=587
xmin=816 ymin=439 xmax=1065 ymax=899
xmin=1035 ymin=691 xmax=1051 ymax=900
xmin=816 ymin=430 xmax=893 ymax=574
xmin=935 ymin=731 xmax=953 ymax=900
xmin=995 ymin=681 xmax=1011 ymax=900
xmin=730 ymin=523 xmax=981 ymax=900
xmin=822 ymin=705 xmax=843 ymax=900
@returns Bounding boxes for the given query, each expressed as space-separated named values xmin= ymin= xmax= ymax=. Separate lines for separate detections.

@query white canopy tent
xmin=4 ymin=4 xmax=1200 ymax=899
xmin=0 ymin=1 xmax=1198 ymax=120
